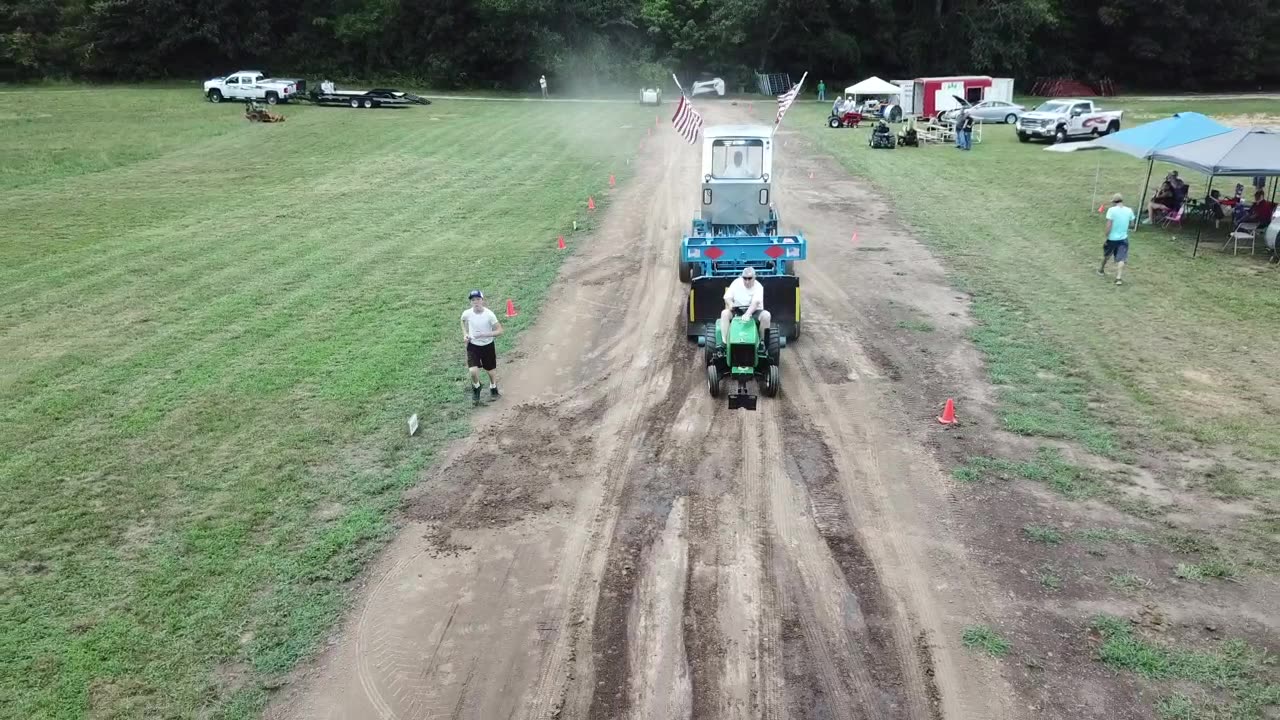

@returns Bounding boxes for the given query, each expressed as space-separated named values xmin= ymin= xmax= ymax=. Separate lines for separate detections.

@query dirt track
xmin=271 ymin=103 xmax=1024 ymax=720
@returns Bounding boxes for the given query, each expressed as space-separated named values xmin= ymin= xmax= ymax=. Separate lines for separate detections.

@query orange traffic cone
xmin=557 ymin=235 xmax=566 ymax=250
xmin=505 ymin=299 xmax=518 ymax=318
xmin=937 ymin=398 xmax=958 ymax=425
xmin=609 ymin=174 xmax=616 ymax=187
xmin=587 ymin=196 xmax=596 ymax=211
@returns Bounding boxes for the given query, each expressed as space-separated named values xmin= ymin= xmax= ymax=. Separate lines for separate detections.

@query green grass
xmin=796 ymin=99 xmax=1280 ymax=461
xmin=1023 ymin=525 xmax=1064 ymax=545
xmin=0 ymin=88 xmax=648 ymax=720
xmin=1037 ymin=564 xmax=1064 ymax=590
xmin=1174 ymin=560 xmax=1238 ymax=582
xmin=962 ymin=625 xmax=1011 ymax=657
xmin=1108 ymin=571 xmax=1151 ymax=592
xmin=897 ymin=318 xmax=935 ymax=332
xmin=1092 ymin=615 xmax=1280 ymax=718
xmin=958 ymin=447 xmax=1107 ymax=499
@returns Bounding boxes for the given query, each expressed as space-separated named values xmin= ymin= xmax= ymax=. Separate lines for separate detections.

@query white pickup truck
xmin=203 ymin=71 xmax=306 ymax=105
xmin=1016 ymin=99 xmax=1123 ymax=143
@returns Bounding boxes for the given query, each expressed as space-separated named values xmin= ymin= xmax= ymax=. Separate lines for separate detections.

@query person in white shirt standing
xmin=461 ymin=290 xmax=504 ymax=405
xmin=539 ymin=75 xmax=548 ymax=98
xmin=720 ymin=266 xmax=770 ymax=347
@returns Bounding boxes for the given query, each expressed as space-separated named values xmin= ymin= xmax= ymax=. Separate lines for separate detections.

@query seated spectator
xmin=1247 ymin=190 xmax=1275 ymax=228
xmin=1204 ymin=189 xmax=1225 ymax=227
xmin=1146 ymin=181 xmax=1180 ymax=222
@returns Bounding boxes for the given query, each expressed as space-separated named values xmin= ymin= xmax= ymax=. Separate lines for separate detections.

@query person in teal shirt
xmin=1100 ymin=193 xmax=1135 ymax=285
xmin=818 ymin=80 xmax=826 ymax=101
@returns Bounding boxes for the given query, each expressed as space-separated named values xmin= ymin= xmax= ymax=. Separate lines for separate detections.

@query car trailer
xmin=301 ymin=86 xmax=431 ymax=109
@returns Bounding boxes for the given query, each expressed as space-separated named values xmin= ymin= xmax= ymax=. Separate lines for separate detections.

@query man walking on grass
xmin=462 ymin=290 xmax=503 ymax=405
xmin=1099 ymin=193 xmax=1135 ymax=285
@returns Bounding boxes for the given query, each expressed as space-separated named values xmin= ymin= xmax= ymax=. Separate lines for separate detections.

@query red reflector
xmin=764 ymin=245 xmax=784 ymax=259
xmin=704 ymin=247 xmax=724 ymax=260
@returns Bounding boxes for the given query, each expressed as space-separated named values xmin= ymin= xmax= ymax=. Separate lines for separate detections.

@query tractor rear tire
xmin=703 ymin=325 xmax=718 ymax=367
xmin=828 ymin=117 xmax=841 ymax=129
xmin=767 ymin=328 xmax=781 ymax=365
xmin=706 ymin=365 xmax=721 ymax=397
xmin=764 ymin=365 xmax=780 ymax=397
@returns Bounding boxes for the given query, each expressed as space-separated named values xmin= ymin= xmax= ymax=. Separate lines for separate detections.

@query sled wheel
xmin=678 ymin=259 xmax=692 ymax=283
xmin=707 ymin=365 xmax=721 ymax=397
xmin=764 ymin=365 xmax=780 ymax=397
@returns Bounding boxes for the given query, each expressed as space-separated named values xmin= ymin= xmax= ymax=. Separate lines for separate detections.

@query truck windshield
xmin=711 ymin=139 xmax=764 ymax=179
xmin=1034 ymin=101 xmax=1071 ymax=113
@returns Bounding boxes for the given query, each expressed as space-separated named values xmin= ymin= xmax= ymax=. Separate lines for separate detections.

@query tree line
xmin=3 ymin=0 xmax=1277 ymax=92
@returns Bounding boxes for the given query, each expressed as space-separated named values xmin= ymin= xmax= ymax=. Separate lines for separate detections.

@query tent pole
xmin=1137 ymin=158 xmax=1154 ymax=228
xmin=1194 ymin=174 xmax=1214 ymax=258
xmin=1090 ymin=155 xmax=1101 ymax=212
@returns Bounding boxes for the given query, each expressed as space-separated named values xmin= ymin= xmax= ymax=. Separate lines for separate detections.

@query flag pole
xmin=772 ymin=71 xmax=808 ymax=138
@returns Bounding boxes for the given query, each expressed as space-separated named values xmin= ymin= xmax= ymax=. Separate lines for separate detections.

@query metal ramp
xmin=754 ymin=72 xmax=792 ymax=96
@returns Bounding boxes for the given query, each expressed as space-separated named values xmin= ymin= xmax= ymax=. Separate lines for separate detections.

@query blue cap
xmin=468 ymin=289 xmax=484 ymax=299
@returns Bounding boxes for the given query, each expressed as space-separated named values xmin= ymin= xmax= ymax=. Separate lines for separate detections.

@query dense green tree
xmin=1 ymin=0 xmax=1276 ymax=90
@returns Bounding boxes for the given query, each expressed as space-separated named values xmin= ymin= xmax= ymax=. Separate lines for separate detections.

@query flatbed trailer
xmin=301 ymin=88 xmax=431 ymax=109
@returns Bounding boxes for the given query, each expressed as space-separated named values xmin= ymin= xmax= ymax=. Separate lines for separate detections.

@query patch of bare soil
xmin=266 ymin=103 xmax=1278 ymax=720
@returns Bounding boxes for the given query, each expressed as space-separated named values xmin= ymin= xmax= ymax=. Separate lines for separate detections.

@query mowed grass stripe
xmin=1 ymin=89 xmax=647 ymax=720
xmin=0 ymin=107 xmax=481 ymax=311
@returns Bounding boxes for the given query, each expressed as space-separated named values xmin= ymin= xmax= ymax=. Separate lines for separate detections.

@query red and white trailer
xmin=891 ymin=76 xmax=1014 ymax=119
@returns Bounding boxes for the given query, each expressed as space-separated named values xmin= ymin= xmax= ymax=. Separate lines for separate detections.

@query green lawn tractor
xmin=703 ymin=307 xmax=781 ymax=410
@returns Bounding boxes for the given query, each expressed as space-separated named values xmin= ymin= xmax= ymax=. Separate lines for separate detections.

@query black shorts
xmin=1103 ymin=240 xmax=1129 ymax=262
xmin=466 ymin=342 xmax=497 ymax=371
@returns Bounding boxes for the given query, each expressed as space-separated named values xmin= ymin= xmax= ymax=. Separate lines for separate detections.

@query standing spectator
xmin=817 ymin=80 xmax=826 ymax=102
xmin=961 ymin=113 xmax=975 ymax=150
xmin=1099 ymin=193 xmax=1135 ymax=285
xmin=954 ymin=108 xmax=967 ymax=149
xmin=539 ymin=75 xmax=548 ymax=99
xmin=461 ymin=290 xmax=504 ymax=405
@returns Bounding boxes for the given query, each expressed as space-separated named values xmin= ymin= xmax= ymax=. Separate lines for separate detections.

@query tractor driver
xmin=721 ymin=150 xmax=753 ymax=179
xmin=721 ymin=266 xmax=770 ymax=346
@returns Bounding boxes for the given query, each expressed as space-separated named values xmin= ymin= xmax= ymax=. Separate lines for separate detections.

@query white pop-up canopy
xmin=843 ymin=76 xmax=902 ymax=96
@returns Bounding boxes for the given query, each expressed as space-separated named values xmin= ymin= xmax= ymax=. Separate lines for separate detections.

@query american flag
xmin=774 ymin=72 xmax=808 ymax=129
xmin=671 ymin=94 xmax=703 ymax=145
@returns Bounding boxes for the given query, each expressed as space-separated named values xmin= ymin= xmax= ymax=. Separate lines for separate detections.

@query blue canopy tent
xmin=1045 ymin=112 xmax=1232 ymax=217
xmin=1147 ymin=128 xmax=1280 ymax=256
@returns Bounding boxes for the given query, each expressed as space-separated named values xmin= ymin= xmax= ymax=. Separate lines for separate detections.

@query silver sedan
xmin=942 ymin=97 xmax=1026 ymax=124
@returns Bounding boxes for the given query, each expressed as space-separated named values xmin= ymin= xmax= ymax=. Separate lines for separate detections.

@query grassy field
xmin=797 ymin=99 xmax=1280 ymax=461
xmin=795 ymin=97 xmax=1280 ymax=719
xmin=0 ymin=89 xmax=648 ymax=720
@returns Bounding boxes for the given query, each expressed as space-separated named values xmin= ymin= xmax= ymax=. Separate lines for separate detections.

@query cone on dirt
xmin=609 ymin=174 xmax=616 ymax=187
xmin=851 ymin=231 xmax=858 ymax=244
xmin=937 ymin=398 xmax=958 ymax=425
xmin=1098 ymin=204 xmax=1105 ymax=213
xmin=557 ymin=235 xmax=566 ymax=250
xmin=809 ymin=171 xmax=814 ymax=179
xmin=587 ymin=196 xmax=596 ymax=211
xmin=505 ymin=299 xmax=518 ymax=318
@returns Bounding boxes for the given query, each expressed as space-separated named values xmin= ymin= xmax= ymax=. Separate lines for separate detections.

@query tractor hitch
xmin=727 ymin=380 xmax=757 ymax=411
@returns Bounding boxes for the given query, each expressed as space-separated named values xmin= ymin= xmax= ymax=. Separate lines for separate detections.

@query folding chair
xmin=1159 ymin=207 xmax=1184 ymax=229
xmin=1225 ymin=222 xmax=1257 ymax=255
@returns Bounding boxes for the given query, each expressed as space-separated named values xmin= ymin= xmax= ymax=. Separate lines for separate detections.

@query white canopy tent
xmin=843 ymin=76 xmax=902 ymax=97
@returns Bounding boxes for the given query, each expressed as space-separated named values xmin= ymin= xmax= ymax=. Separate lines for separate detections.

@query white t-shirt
xmin=725 ymin=277 xmax=764 ymax=309
xmin=462 ymin=307 xmax=499 ymax=346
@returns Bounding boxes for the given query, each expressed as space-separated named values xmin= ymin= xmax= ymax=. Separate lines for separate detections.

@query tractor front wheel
xmin=764 ymin=365 xmax=780 ymax=397
xmin=703 ymin=325 xmax=718 ymax=367
xmin=707 ymin=365 xmax=721 ymax=397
